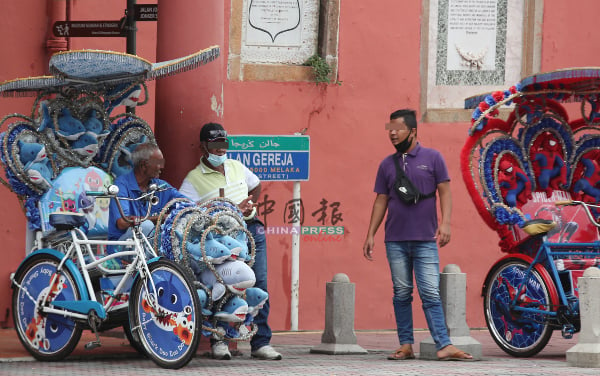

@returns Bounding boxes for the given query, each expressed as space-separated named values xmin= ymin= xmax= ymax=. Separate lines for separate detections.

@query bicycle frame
xmin=505 ymin=201 xmax=600 ymax=331
xmin=41 ymin=227 xmax=157 ymax=322
xmin=13 ymin=188 xmax=164 ymax=324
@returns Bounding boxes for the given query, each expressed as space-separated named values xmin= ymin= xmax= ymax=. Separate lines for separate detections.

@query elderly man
xmin=108 ymin=142 xmax=189 ymax=242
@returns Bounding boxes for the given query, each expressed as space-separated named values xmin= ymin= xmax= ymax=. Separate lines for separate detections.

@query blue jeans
xmin=247 ymin=221 xmax=272 ymax=351
xmin=385 ymin=241 xmax=451 ymax=351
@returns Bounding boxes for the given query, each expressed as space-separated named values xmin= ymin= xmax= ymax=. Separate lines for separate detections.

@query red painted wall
xmin=0 ymin=0 xmax=598 ymax=334
xmin=0 ymin=0 xmax=157 ymax=328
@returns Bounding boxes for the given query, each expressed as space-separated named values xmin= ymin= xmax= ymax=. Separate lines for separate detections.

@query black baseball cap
xmin=199 ymin=123 xmax=228 ymax=142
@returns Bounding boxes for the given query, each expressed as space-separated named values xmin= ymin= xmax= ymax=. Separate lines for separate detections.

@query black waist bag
xmin=392 ymin=154 xmax=435 ymax=205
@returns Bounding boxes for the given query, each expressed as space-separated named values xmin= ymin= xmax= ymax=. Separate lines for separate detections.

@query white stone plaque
xmin=247 ymin=0 xmax=302 ymax=46
xmin=447 ymin=0 xmax=497 ymax=71
xmin=425 ymin=0 xmax=524 ymax=109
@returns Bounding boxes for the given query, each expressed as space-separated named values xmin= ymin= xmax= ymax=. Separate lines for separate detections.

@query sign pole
xmin=126 ymin=0 xmax=137 ymax=114
xmin=290 ymin=180 xmax=301 ymax=331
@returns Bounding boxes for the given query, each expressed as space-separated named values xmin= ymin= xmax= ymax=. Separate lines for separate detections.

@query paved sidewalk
xmin=0 ymin=327 xmax=597 ymax=375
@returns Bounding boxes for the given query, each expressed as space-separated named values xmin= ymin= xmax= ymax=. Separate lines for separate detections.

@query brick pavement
xmin=0 ymin=328 xmax=598 ymax=375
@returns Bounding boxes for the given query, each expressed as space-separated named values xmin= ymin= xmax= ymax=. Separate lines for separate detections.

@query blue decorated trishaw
xmin=3 ymin=47 xmax=266 ymax=369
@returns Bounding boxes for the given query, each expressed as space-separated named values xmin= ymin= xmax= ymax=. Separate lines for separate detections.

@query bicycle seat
xmin=521 ymin=219 xmax=557 ymax=236
xmin=49 ymin=211 xmax=86 ymax=231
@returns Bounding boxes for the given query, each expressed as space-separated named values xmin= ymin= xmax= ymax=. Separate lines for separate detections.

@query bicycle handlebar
xmin=85 ymin=183 xmax=167 ymax=226
xmin=554 ymin=200 xmax=574 ymax=206
xmin=554 ymin=199 xmax=600 ymax=228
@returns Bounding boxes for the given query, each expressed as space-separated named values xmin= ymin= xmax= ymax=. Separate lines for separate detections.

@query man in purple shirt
xmin=363 ymin=109 xmax=473 ymax=361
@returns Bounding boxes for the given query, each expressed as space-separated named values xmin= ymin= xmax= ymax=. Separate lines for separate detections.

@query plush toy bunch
xmin=156 ymin=197 xmax=266 ymax=342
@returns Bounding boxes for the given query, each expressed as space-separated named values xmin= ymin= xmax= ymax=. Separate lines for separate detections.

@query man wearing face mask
xmin=179 ymin=122 xmax=282 ymax=361
xmin=362 ymin=109 xmax=473 ymax=361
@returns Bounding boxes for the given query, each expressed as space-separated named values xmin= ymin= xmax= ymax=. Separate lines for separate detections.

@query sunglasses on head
xmin=207 ymin=129 xmax=227 ymax=139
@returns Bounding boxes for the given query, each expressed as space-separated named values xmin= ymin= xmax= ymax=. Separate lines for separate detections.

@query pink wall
xmin=0 ymin=0 xmax=598 ymax=333
xmin=0 ymin=0 xmax=157 ymax=328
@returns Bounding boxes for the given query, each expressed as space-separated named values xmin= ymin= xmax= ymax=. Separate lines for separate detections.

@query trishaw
xmin=2 ymin=47 xmax=262 ymax=369
xmin=462 ymin=68 xmax=600 ymax=356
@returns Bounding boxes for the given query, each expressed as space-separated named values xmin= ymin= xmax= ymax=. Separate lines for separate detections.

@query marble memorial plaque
xmin=247 ymin=0 xmax=302 ymax=46
xmin=426 ymin=0 xmax=523 ymax=109
xmin=437 ymin=0 xmax=507 ymax=85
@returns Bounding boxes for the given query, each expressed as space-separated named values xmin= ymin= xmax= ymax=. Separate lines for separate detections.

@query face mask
xmin=394 ymin=131 xmax=413 ymax=154
xmin=207 ymin=152 xmax=227 ymax=167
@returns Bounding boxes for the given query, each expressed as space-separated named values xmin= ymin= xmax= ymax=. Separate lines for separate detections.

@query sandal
xmin=387 ymin=347 xmax=415 ymax=360
xmin=438 ymin=350 xmax=474 ymax=361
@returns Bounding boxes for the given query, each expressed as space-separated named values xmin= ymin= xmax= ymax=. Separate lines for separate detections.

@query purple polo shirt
xmin=373 ymin=143 xmax=450 ymax=242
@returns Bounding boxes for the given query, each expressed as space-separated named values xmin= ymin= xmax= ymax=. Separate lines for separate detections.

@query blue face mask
xmin=207 ymin=152 xmax=227 ymax=167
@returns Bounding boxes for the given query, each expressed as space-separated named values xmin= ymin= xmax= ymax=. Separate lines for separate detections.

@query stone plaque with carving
xmin=437 ymin=0 xmax=507 ymax=86
xmin=247 ymin=0 xmax=302 ymax=46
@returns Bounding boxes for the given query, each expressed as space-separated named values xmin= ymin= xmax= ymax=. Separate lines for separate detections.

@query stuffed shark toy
xmin=175 ymin=230 xmax=232 ymax=265
xmin=104 ymin=83 xmax=142 ymax=115
xmin=199 ymin=260 xmax=256 ymax=301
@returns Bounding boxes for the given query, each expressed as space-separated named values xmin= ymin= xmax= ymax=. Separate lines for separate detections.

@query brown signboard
xmin=135 ymin=4 xmax=158 ymax=21
xmin=53 ymin=20 xmax=126 ymax=38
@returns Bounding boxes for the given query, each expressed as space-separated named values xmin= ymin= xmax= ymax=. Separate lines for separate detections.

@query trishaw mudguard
xmin=482 ymin=254 xmax=559 ymax=309
xmin=12 ymin=248 xmax=89 ymax=301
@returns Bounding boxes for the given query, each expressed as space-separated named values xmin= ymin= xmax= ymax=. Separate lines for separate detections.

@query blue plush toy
xmin=83 ymin=109 xmax=109 ymax=138
xmin=70 ymin=132 xmax=99 ymax=158
xmin=17 ymin=140 xmax=53 ymax=188
xmin=17 ymin=140 xmax=46 ymax=167
xmin=104 ymin=83 xmax=142 ymax=115
xmin=244 ymin=287 xmax=268 ymax=319
xmin=214 ymin=296 xmax=248 ymax=324
xmin=215 ymin=234 xmax=245 ymax=261
xmin=196 ymin=289 xmax=213 ymax=317
xmin=108 ymin=148 xmax=133 ymax=177
xmin=175 ymin=230 xmax=232 ymax=264
xmin=25 ymin=161 xmax=53 ymax=188
xmin=55 ymin=108 xmax=86 ymax=140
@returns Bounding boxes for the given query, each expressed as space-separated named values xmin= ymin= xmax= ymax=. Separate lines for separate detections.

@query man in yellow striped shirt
xmin=180 ymin=123 xmax=282 ymax=361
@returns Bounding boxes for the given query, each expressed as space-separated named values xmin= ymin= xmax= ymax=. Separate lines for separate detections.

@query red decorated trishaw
xmin=462 ymin=68 xmax=600 ymax=356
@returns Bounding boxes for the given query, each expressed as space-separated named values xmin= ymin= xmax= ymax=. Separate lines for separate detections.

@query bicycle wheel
xmin=129 ymin=259 xmax=201 ymax=369
xmin=12 ymin=253 xmax=83 ymax=361
xmin=122 ymin=323 xmax=146 ymax=356
xmin=483 ymin=258 xmax=555 ymax=357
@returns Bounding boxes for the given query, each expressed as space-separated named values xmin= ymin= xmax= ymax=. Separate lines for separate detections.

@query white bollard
xmin=567 ymin=267 xmax=600 ymax=367
xmin=419 ymin=264 xmax=481 ymax=360
xmin=310 ymin=273 xmax=368 ymax=355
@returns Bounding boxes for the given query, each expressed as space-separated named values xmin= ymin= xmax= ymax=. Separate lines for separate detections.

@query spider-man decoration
xmin=493 ymin=275 xmax=546 ymax=339
xmin=498 ymin=159 xmax=532 ymax=207
xmin=532 ymin=132 xmax=567 ymax=196
xmin=572 ymin=157 xmax=600 ymax=202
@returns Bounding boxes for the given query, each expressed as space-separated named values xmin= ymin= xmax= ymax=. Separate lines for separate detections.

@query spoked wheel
xmin=12 ymin=254 xmax=83 ymax=361
xmin=483 ymin=258 xmax=556 ymax=357
xmin=122 ymin=323 xmax=146 ymax=356
xmin=129 ymin=259 xmax=201 ymax=369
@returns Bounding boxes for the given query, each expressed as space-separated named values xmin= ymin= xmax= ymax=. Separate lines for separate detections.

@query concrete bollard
xmin=419 ymin=264 xmax=482 ymax=360
xmin=566 ymin=267 xmax=600 ymax=367
xmin=310 ymin=273 xmax=368 ymax=355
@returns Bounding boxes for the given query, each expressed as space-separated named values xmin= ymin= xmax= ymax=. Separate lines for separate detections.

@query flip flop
xmin=387 ymin=348 xmax=415 ymax=360
xmin=438 ymin=350 xmax=474 ymax=361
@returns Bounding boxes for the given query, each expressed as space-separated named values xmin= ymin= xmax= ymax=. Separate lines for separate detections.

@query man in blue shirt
xmin=108 ymin=143 xmax=189 ymax=242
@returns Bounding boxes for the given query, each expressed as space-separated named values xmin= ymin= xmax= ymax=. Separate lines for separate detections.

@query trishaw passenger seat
xmin=49 ymin=211 xmax=87 ymax=231
xmin=521 ymin=219 xmax=557 ymax=236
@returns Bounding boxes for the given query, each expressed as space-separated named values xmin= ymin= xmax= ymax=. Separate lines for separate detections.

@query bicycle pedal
xmin=84 ymin=341 xmax=101 ymax=350
xmin=561 ymin=324 xmax=575 ymax=339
